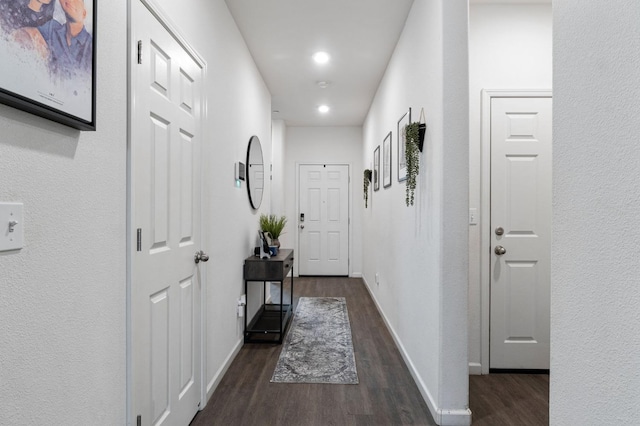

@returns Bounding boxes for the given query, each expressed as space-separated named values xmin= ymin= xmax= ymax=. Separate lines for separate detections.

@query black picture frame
xmin=0 ymin=0 xmax=97 ymax=130
xmin=397 ymin=108 xmax=411 ymax=182
xmin=383 ymin=131 xmax=392 ymax=188
xmin=373 ymin=146 xmax=380 ymax=191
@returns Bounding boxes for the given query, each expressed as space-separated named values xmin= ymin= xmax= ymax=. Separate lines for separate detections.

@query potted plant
xmin=259 ymin=214 xmax=287 ymax=247
xmin=363 ymin=169 xmax=372 ymax=208
xmin=404 ymin=122 xmax=421 ymax=206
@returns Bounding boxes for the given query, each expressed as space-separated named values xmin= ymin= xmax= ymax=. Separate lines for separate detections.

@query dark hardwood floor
xmin=469 ymin=373 xmax=549 ymax=425
xmin=191 ymin=277 xmax=435 ymax=426
xmin=191 ymin=277 xmax=549 ymax=426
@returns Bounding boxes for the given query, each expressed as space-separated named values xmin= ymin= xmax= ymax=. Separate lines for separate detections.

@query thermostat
xmin=235 ymin=162 xmax=246 ymax=181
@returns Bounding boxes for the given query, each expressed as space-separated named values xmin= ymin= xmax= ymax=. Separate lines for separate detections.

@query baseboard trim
xmin=351 ymin=272 xmax=363 ymax=278
xmin=437 ymin=408 xmax=473 ymax=426
xmin=362 ymin=277 xmax=471 ymax=426
xmin=362 ymin=281 xmax=437 ymax=414
xmin=205 ymin=338 xmax=243 ymax=403
xmin=490 ymin=368 xmax=549 ymax=375
xmin=468 ymin=362 xmax=482 ymax=375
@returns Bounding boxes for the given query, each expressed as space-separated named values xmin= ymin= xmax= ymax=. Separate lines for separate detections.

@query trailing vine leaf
xmin=404 ymin=123 xmax=420 ymax=206
xmin=363 ymin=169 xmax=372 ymax=208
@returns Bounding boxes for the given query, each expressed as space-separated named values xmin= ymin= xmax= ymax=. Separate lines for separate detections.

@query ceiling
xmin=224 ymin=0 xmax=551 ymax=127
xmin=471 ymin=0 xmax=550 ymax=3
xmin=224 ymin=0 xmax=415 ymax=127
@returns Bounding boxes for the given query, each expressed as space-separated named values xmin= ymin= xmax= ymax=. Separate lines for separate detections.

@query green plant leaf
xmin=363 ymin=169 xmax=372 ymax=208
xmin=404 ymin=122 xmax=420 ymax=206
xmin=259 ymin=214 xmax=287 ymax=239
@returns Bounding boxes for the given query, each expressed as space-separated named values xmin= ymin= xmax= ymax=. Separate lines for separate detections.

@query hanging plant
xmin=363 ymin=169 xmax=372 ymax=208
xmin=405 ymin=122 xmax=421 ymax=206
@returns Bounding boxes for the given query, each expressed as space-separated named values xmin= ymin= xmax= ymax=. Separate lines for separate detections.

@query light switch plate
xmin=0 ymin=202 xmax=24 ymax=252
xmin=469 ymin=208 xmax=478 ymax=225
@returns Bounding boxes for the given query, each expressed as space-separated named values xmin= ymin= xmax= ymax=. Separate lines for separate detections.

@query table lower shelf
xmin=244 ymin=303 xmax=292 ymax=343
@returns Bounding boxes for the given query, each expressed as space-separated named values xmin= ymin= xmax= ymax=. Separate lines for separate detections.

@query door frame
xmin=479 ymin=89 xmax=552 ymax=375
xmin=295 ymin=162 xmax=352 ymax=277
xmin=126 ymin=0 xmax=209 ymax=422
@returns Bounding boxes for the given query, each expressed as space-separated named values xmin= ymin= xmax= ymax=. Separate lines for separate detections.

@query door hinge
xmin=136 ymin=228 xmax=142 ymax=252
xmin=137 ymin=415 xmax=141 ymax=426
xmin=137 ymin=40 xmax=142 ymax=64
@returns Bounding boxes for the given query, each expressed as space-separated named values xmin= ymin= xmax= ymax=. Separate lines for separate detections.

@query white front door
xmin=298 ymin=164 xmax=349 ymax=276
xmin=490 ymin=96 xmax=552 ymax=370
xmin=130 ymin=1 xmax=205 ymax=424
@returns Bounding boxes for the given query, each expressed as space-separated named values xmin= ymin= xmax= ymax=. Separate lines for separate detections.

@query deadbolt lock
xmin=495 ymin=227 xmax=504 ymax=236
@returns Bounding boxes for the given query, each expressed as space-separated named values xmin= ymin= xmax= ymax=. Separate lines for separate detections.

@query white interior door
xmin=490 ymin=96 xmax=552 ymax=370
xmin=299 ymin=164 xmax=349 ymax=276
xmin=130 ymin=1 xmax=205 ymax=424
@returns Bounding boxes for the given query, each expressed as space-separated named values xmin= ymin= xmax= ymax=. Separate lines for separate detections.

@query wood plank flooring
xmin=191 ymin=277 xmax=549 ymax=426
xmin=191 ymin=277 xmax=435 ymax=426
xmin=469 ymin=373 xmax=549 ymax=425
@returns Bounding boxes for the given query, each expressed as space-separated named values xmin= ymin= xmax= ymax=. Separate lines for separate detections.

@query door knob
xmin=494 ymin=245 xmax=506 ymax=256
xmin=300 ymin=225 xmax=305 ymax=230
xmin=195 ymin=250 xmax=209 ymax=264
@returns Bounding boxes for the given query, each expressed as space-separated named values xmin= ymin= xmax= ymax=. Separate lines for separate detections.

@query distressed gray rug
xmin=270 ymin=297 xmax=359 ymax=384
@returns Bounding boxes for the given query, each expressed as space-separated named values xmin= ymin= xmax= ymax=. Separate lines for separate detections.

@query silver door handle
xmin=195 ymin=250 xmax=209 ymax=264
xmin=494 ymin=245 xmax=506 ymax=256
xmin=300 ymin=225 xmax=305 ymax=230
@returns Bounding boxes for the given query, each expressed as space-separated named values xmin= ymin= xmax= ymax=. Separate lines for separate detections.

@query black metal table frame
xmin=243 ymin=263 xmax=294 ymax=344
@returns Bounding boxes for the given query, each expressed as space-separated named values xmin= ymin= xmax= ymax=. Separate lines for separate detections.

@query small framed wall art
xmin=373 ymin=145 xmax=380 ymax=191
xmin=383 ymin=131 xmax=392 ymax=188
xmin=397 ymin=108 xmax=411 ymax=182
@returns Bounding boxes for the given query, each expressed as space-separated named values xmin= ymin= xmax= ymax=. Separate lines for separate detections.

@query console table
xmin=243 ymin=249 xmax=294 ymax=343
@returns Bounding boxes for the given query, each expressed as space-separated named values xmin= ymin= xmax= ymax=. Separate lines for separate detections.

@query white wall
xmin=283 ymin=126 xmax=363 ymax=277
xmin=271 ymin=119 xmax=286 ymax=215
xmin=153 ymin=0 xmax=273 ymax=400
xmin=0 ymin=0 xmax=273 ymax=423
xmin=468 ymin=3 xmax=552 ymax=372
xmin=551 ymin=1 xmax=640 ymax=423
xmin=362 ymin=0 xmax=470 ymax=424
xmin=0 ymin=2 xmax=127 ymax=425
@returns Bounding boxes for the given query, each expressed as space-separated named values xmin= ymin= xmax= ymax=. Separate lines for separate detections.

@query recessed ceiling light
xmin=318 ymin=105 xmax=330 ymax=113
xmin=317 ymin=81 xmax=330 ymax=89
xmin=313 ymin=51 xmax=330 ymax=64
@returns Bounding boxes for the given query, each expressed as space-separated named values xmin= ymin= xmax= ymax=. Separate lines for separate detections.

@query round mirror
xmin=246 ymin=135 xmax=264 ymax=209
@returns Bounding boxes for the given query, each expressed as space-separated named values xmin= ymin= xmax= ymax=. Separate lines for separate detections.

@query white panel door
xmin=490 ymin=96 xmax=552 ymax=370
xmin=299 ymin=164 xmax=349 ymax=276
xmin=131 ymin=1 xmax=204 ymax=425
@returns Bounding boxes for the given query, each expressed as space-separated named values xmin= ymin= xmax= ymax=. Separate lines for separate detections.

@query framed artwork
xmin=383 ymin=131 xmax=392 ymax=188
xmin=397 ymin=108 xmax=411 ymax=182
xmin=0 ymin=0 xmax=97 ymax=130
xmin=373 ymin=146 xmax=380 ymax=191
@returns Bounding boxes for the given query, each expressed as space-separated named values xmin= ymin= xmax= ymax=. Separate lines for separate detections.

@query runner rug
xmin=270 ymin=297 xmax=359 ymax=384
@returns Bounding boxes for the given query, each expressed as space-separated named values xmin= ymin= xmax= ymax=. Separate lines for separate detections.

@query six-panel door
xmin=490 ymin=96 xmax=552 ymax=370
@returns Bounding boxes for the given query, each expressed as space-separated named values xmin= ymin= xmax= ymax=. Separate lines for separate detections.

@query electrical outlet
xmin=237 ymin=295 xmax=246 ymax=317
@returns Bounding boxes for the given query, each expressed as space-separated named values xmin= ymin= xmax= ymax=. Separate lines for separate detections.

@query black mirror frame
xmin=246 ymin=135 xmax=264 ymax=209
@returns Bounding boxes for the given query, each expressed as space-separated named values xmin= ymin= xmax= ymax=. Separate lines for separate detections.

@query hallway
xmin=191 ymin=277 xmax=549 ymax=426
xmin=191 ymin=277 xmax=435 ymax=425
